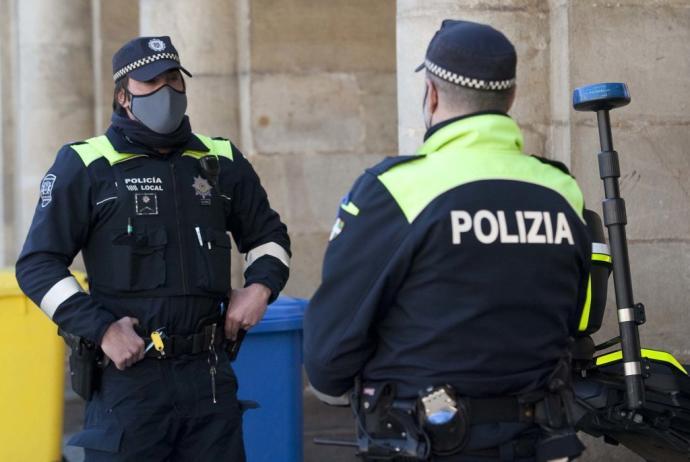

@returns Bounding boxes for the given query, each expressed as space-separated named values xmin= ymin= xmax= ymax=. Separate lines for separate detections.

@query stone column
xmin=139 ymin=0 xmax=243 ymax=287
xmin=0 ymin=0 xmax=17 ymax=266
xmin=15 ymin=0 xmax=94 ymax=246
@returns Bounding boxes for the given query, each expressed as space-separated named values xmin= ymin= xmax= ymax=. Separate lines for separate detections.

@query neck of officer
xmin=111 ymin=107 xmax=191 ymax=155
xmin=425 ymin=106 xmax=509 ymax=142
xmin=429 ymin=105 xmax=460 ymax=129
xmin=123 ymin=108 xmax=170 ymax=154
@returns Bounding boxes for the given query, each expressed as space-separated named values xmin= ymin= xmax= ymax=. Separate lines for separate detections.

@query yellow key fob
xmin=151 ymin=331 xmax=165 ymax=353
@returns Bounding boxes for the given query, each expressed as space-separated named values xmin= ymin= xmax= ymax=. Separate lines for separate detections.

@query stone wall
xmin=247 ymin=0 xmax=398 ymax=297
xmin=397 ymin=1 xmax=690 ymax=460
xmin=566 ymin=1 xmax=690 ymax=361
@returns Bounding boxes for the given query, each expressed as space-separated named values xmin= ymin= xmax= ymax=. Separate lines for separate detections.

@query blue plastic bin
xmin=234 ymin=296 xmax=307 ymax=462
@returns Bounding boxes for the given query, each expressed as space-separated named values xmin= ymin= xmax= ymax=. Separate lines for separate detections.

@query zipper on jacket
xmin=169 ymin=161 xmax=188 ymax=293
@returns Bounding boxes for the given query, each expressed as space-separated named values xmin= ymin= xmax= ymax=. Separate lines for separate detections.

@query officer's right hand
xmin=100 ymin=317 xmax=146 ymax=370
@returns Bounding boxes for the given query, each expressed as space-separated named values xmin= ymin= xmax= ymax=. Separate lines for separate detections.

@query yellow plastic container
xmin=0 ymin=270 xmax=87 ymax=462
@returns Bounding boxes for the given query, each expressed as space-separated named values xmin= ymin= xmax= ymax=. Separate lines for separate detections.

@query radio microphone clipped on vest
xmin=199 ymin=155 xmax=220 ymax=188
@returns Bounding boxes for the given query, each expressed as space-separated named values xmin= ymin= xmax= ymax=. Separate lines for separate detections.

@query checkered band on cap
xmin=112 ymin=52 xmax=180 ymax=81
xmin=424 ymin=59 xmax=515 ymax=91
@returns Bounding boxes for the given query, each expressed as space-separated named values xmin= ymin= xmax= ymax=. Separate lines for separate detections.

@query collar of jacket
xmin=418 ymin=112 xmax=524 ymax=156
xmin=105 ymin=125 xmax=210 ymax=157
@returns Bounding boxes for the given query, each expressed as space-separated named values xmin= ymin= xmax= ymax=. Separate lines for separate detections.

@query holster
xmin=532 ymin=355 xmax=585 ymax=462
xmin=224 ymin=328 xmax=246 ymax=361
xmin=59 ymin=329 xmax=105 ymax=401
xmin=355 ymin=381 xmax=429 ymax=461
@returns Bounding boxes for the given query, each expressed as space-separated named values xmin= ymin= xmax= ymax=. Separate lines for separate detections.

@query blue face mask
xmin=129 ymin=84 xmax=187 ymax=134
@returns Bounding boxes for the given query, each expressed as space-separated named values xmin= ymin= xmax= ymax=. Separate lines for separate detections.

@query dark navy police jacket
xmin=304 ymin=114 xmax=591 ymax=399
xmin=16 ymin=126 xmax=290 ymax=345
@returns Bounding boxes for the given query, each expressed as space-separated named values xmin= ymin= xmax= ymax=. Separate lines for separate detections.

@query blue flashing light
xmin=573 ymin=82 xmax=630 ymax=107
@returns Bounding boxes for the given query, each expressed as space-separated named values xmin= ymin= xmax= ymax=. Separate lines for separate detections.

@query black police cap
xmin=416 ymin=20 xmax=516 ymax=91
xmin=112 ymin=36 xmax=192 ymax=82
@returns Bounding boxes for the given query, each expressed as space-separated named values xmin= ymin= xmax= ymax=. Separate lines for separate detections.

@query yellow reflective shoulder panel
xmin=212 ymin=138 xmax=233 ymax=160
xmin=191 ymin=133 xmax=234 ymax=161
xmin=595 ymin=348 xmax=688 ymax=375
xmin=378 ymin=116 xmax=584 ymax=224
xmin=74 ymin=135 xmax=143 ymax=165
xmin=70 ymin=141 xmax=103 ymax=167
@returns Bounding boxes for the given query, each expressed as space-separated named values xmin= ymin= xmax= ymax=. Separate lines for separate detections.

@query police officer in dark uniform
xmin=304 ymin=21 xmax=590 ymax=461
xmin=16 ymin=36 xmax=290 ymax=461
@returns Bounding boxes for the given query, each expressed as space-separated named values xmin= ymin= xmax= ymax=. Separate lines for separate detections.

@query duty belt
xmin=143 ymin=323 xmax=224 ymax=359
xmin=353 ymin=380 xmax=582 ymax=461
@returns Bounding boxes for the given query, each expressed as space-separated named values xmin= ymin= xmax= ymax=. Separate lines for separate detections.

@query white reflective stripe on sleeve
xmin=40 ymin=276 xmax=84 ymax=319
xmin=308 ymin=385 xmax=351 ymax=406
xmin=592 ymin=242 xmax=610 ymax=255
xmin=245 ymin=242 xmax=290 ymax=268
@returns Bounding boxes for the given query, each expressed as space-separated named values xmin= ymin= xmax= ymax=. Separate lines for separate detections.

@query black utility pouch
xmin=60 ymin=330 xmax=103 ymax=401
xmin=194 ymin=228 xmax=232 ymax=294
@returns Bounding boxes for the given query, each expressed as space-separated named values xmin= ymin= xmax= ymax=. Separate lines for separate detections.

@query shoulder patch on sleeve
xmin=531 ymin=155 xmax=573 ymax=177
xmin=366 ymin=154 xmax=425 ymax=176
xmin=39 ymin=173 xmax=57 ymax=207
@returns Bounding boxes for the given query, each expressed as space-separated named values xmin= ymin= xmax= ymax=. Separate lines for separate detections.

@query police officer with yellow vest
xmin=16 ymin=36 xmax=290 ymax=460
xmin=304 ymin=21 xmax=590 ymax=461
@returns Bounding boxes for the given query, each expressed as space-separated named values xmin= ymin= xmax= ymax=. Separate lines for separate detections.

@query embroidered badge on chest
xmin=192 ymin=175 xmax=213 ymax=206
xmin=135 ymin=192 xmax=159 ymax=216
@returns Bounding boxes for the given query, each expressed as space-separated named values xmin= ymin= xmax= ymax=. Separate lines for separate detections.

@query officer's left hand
xmin=225 ymin=283 xmax=271 ymax=340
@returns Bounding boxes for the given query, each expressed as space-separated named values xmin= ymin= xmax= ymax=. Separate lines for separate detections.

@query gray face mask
xmin=129 ymin=85 xmax=187 ymax=134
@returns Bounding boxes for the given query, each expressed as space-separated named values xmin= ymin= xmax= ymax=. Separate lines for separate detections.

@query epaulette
xmin=367 ymin=154 xmax=425 ymax=176
xmin=67 ymin=140 xmax=104 ymax=167
xmin=531 ymin=155 xmax=573 ymax=177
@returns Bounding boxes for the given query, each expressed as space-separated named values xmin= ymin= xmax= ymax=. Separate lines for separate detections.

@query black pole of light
xmin=573 ymin=83 xmax=645 ymax=410
xmin=595 ymin=108 xmax=645 ymax=410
